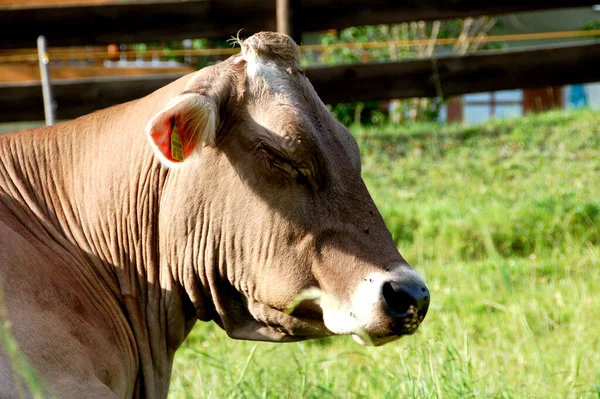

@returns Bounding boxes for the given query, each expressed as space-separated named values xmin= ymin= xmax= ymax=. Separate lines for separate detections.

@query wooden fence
xmin=2 ymin=42 xmax=599 ymax=122
xmin=1 ymin=0 xmax=599 ymax=122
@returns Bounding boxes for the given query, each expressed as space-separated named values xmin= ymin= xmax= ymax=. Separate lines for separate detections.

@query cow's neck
xmin=0 ymin=77 xmax=196 ymax=397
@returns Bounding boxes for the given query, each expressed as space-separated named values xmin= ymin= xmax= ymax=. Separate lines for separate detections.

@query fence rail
xmin=310 ymin=42 xmax=600 ymax=103
xmin=1 ymin=0 xmax=598 ymax=48
xmin=2 ymin=42 xmax=599 ymax=123
xmin=0 ymin=73 xmax=185 ymax=122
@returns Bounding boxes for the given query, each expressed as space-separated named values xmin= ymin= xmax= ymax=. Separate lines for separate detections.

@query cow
xmin=0 ymin=32 xmax=429 ymax=398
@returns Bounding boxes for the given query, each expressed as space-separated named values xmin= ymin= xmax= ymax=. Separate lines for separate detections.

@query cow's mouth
xmin=351 ymin=316 xmax=423 ymax=346
xmin=286 ymin=298 xmax=324 ymax=321
xmin=280 ymin=301 xmax=331 ymax=337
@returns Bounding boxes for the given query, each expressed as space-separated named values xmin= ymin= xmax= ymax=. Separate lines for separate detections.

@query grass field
xmin=169 ymin=109 xmax=600 ymax=399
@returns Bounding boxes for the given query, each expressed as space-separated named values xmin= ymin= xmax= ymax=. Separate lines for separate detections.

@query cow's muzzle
xmin=315 ymin=266 xmax=430 ymax=345
xmin=381 ymin=278 xmax=430 ymax=335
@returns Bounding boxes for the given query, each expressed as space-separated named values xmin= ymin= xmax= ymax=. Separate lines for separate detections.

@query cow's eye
xmin=259 ymin=143 xmax=298 ymax=178
xmin=257 ymin=141 xmax=320 ymax=190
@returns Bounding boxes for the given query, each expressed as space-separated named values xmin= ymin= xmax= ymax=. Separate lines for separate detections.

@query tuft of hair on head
xmin=227 ymin=29 xmax=245 ymax=50
xmin=239 ymin=31 xmax=301 ymax=69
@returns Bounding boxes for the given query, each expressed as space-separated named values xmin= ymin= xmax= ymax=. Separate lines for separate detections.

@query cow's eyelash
xmin=257 ymin=141 xmax=319 ymax=190
xmin=259 ymin=143 xmax=293 ymax=166
xmin=259 ymin=142 xmax=319 ymax=185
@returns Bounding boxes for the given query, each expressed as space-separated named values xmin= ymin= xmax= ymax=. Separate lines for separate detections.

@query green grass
xmin=170 ymin=108 xmax=600 ymax=398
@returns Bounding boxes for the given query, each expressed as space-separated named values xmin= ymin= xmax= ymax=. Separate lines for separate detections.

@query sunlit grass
xmin=172 ymin=108 xmax=600 ymax=398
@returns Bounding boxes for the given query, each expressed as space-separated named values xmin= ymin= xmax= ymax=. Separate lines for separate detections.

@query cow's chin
xmin=221 ymin=300 xmax=333 ymax=343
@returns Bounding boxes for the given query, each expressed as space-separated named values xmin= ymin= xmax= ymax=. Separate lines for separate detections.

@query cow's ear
xmin=146 ymin=93 xmax=218 ymax=166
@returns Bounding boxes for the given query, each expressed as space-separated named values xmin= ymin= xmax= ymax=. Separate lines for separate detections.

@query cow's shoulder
xmin=0 ymin=202 xmax=137 ymax=398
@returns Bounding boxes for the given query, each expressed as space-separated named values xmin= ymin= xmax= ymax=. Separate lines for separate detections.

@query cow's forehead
xmin=237 ymin=33 xmax=322 ymax=138
xmin=237 ymin=32 xmax=303 ymax=96
xmin=239 ymin=32 xmax=301 ymax=72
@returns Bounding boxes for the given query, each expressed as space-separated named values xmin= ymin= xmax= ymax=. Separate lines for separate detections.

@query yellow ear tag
xmin=170 ymin=125 xmax=185 ymax=162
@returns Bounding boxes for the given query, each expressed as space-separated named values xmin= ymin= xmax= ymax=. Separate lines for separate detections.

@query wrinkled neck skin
xmin=0 ymin=75 xmax=209 ymax=396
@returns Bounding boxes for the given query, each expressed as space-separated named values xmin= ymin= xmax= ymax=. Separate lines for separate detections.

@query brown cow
xmin=0 ymin=32 xmax=429 ymax=398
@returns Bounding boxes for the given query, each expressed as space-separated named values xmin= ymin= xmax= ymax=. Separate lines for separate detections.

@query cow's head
xmin=146 ymin=32 xmax=429 ymax=346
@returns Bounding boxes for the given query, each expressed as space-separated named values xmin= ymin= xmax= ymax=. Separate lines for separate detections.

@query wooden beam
xmin=306 ymin=42 xmax=600 ymax=103
xmin=1 ymin=43 xmax=600 ymax=122
xmin=1 ymin=0 xmax=598 ymax=48
xmin=0 ymin=1 xmax=274 ymax=49
xmin=0 ymin=73 xmax=187 ymax=122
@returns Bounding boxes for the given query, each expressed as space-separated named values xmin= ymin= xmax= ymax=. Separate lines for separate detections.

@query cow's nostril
xmin=382 ymin=280 xmax=430 ymax=319
xmin=382 ymin=281 xmax=416 ymax=316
